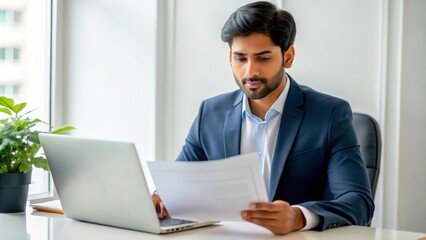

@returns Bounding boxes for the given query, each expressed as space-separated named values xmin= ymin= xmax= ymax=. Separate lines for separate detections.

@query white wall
xmin=55 ymin=0 xmax=157 ymax=161
xmin=283 ymin=0 xmax=383 ymax=118
xmin=397 ymin=0 xmax=426 ymax=232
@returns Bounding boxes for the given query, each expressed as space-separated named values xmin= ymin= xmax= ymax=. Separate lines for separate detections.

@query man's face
xmin=230 ymin=33 xmax=286 ymax=100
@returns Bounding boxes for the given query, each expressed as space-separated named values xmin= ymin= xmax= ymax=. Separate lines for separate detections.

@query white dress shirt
xmin=240 ymin=74 xmax=319 ymax=230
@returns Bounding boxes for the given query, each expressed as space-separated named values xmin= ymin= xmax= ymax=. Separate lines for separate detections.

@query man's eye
xmin=234 ymin=56 xmax=247 ymax=62
xmin=258 ymin=57 xmax=270 ymax=62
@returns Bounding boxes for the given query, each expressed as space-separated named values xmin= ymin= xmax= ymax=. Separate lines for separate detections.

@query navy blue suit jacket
xmin=176 ymin=76 xmax=374 ymax=230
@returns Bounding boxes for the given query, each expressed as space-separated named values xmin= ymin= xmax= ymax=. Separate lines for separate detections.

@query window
xmin=12 ymin=84 xmax=19 ymax=96
xmin=0 ymin=48 xmax=5 ymax=60
xmin=13 ymin=10 xmax=21 ymax=25
xmin=0 ymin=47 xmax=21 ymax=62
xmin=0 ymin=84 xmax=20 ymax=97
xmin=0 ymin=9 xmax=5 ymax=24
xmin=13 ymin=48 xmax=20 ymax=61
xmin=0 ymin=9 xmax=22 ymax=25
xmin=0 ymin=1 xmax=52 ymax=199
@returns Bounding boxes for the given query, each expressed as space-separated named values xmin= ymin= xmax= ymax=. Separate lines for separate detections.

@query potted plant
xmin=0 ymin=96 xmax=74 ymax=213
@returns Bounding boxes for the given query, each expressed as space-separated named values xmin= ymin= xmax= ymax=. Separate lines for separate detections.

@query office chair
xmin=352 ymin=113 xmax=382 ymax=198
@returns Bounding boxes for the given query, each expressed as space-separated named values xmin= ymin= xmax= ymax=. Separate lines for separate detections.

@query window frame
xmin=28 ymin=0 xmax=58 ymax=203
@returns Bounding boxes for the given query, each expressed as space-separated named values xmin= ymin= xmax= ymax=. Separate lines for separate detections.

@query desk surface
xmin=1 ymin=209 xmax=425 ymax=240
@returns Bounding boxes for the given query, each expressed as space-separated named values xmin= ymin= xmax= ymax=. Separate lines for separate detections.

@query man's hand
xmin=241 ymin=200 xmax=306 ymax=235
xmin=152 ymin=193 xmax=170 ymax=219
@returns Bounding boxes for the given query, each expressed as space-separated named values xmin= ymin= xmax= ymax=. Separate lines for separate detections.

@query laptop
xmin=39 ymin=133 xmax=218 ymax=234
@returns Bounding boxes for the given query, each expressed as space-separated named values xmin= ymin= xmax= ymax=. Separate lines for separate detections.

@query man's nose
xmin=244 ymin=61 xmax=260 ymax=77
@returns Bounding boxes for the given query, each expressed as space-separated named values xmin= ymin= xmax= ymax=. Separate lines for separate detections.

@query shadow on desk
xmin=60 ymin=220 xmax=426 ymax=240
xmin=59 ymin=220 xmax=222 ymax=240
xmin=58 ymin=220 xmax=290 ymax=240
xmin=30 ymin=209 xmax=426 ymax=240
xmin=55 ymin=218 xmax=369 ymax=240
xmin=6 ymin=209 xmax=426 ymax=240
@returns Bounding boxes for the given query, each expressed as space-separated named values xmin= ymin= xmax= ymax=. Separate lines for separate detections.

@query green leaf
xmin=0 ymin=96 xmax=14 ymax=109
xmin=18 ymin=162 xmax=32 ymax=173
xmin=31 ymin=157 xmax=49 ymax=171
xmin=12 ymin=102 xmax=27 ymax=114
xmin=0 ymin=107 xmax=12 ymax=116
xmin=20 ymin=109 xmax=36 ymax=117
xmin=28 ymin=118 xmax=43 ymax=128
xmin=51 ymin=125 xmax=76 ymax=134
xmin=0 ymin=138 xmax=12 ymax=152
xmin=0 ymin=168 xmax=7 ymax=174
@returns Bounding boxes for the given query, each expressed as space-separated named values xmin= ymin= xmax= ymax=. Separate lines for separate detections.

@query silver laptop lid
xmin=39 ymin=134 xmax=161 ymax=233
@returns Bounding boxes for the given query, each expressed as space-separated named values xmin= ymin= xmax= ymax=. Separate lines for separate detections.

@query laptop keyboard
xmin=160 ymin=217 xmax=195 ymax=227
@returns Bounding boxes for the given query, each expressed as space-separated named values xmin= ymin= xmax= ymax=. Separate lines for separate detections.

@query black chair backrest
xmin=352 ymin=113 xmax=381 ymax=198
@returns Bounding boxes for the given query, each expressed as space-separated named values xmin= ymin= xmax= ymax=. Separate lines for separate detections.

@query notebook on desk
xmin=39 ymin=133 xmax=218 ymax=234
xmin=31 ymin=200 xmax=64 ymax=214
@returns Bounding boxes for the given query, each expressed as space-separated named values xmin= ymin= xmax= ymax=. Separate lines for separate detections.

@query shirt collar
xmin=242 ymin=73 xmax=291 ymax=120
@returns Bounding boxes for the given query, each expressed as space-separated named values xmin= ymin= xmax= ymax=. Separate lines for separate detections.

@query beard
xmin=234 ymin=67 xmax=284 ymax=100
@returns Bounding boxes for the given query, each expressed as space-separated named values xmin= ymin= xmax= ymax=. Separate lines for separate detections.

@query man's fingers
xmin=242 ymin=210 xmax=278 ymax=220
xmin=155 ymin=203 xmax=161 ymax=214
xmin=158 ymin=202 xmax=170 ymax=218
xmin=152 ymin=194 xmax=161 ymax=212
xmin=249 ymin=200 xmax=289 ymax=212
xmin=161 ymin=203 xmax=170 ymax=217
xmin=248 ymin=218 xmax=278 ymax=229
xmin=243 ymin=214 xmax=291 ymax=235
xmin=242 ymin=201 xmax=291 ymax=221
xmin=241 ymin=200 xmax=301 ymax=235
xmin=152 ymin=193 xmax=170 ymax=218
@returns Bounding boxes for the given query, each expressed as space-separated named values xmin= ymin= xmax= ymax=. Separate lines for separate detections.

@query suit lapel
xmin=269 ymin=77 xmax=305 ymax=200
xmin=223 ymin=92 xmax=243 ymax=158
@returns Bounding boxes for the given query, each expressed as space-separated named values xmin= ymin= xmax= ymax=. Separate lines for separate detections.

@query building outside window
xmin=0 ymin=0 xmax=52 ymax=199
xmin=13 ymin=47 xmax=20 ymax=61
xmin=0 ymin=47 xmax=5 ymax=59
xmin=0 ymin=47 xmax=21 ymax=61
xmin=0 ymin=9 xmax=5 ymax=24
xmin=0 ymin=9 xmax=22 ymax=25
xmin=13 ymin=10 xmax=21 ymax=25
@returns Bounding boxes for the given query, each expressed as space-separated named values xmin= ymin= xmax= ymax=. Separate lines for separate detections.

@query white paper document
xmin=148 ymin=153 xmax=268 ymax=221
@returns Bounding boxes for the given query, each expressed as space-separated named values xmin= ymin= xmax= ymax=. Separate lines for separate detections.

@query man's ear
xmin=229 ymin=50 xmax=232 ymax=65
xmin=283 ymin=45 xmax=295 ymax=68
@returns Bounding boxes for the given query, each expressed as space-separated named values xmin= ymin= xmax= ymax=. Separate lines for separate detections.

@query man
xmin=154 ymin=1 xmax=374 ymax=235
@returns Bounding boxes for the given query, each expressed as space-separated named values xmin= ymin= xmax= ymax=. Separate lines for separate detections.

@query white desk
xmin=1 ymin=208 xmax=425 ymax=240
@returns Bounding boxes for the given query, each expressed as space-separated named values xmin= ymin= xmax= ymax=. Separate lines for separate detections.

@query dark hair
xmin=221 ymin=1 xmax=296 ymax=52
